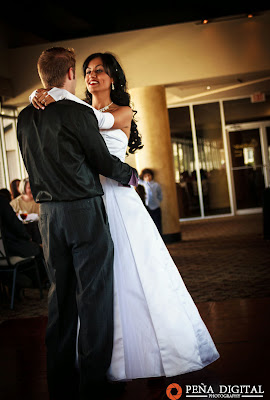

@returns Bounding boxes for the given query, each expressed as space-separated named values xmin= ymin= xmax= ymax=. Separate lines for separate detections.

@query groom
xmin=17 ymin=47 xmax=137 ymax=400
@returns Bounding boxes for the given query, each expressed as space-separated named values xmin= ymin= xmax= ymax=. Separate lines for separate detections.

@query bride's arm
xmin=30 ymin=88 xmax=132 ymax=131
xmin=29 ymin=88 xmax=115 ymax=130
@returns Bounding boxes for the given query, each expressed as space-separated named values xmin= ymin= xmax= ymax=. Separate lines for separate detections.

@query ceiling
xmin=1 ymin=3 xmax=269 ymax=49
xmin=2 ymin=3 xmax=270 ymax=107
xmin=165 ymin=71 xmax=270 ymax=107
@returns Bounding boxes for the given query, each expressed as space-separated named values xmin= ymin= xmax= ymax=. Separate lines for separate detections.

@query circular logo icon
xmin=166 ymin=383 xmax=182 ymax=399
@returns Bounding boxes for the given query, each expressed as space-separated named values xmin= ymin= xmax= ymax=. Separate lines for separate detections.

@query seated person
xmin=10 ymin=178 xmax=40 ymax=215
xmin=0 ymin=188 xmax=11 ymax=202
xmin=10 ymin=179 xmax=21 ymax=200
xmin=0 ymin=195 xmax=46 ymax=291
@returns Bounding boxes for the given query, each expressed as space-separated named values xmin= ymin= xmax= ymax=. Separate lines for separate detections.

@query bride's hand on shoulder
xmin=32 ymin=88 xmax=55 ymax=110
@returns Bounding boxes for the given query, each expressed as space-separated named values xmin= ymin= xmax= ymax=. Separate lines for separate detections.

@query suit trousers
xmin=39 ymin=197 xmax=114 ymax=399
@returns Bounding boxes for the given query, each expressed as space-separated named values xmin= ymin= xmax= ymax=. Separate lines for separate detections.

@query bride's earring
xmin=112 ymin=82 xmax=115 ymax=91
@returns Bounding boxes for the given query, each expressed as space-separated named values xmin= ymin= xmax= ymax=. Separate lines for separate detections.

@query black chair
xmin=0 ymin=218 xmax=44 ymax=309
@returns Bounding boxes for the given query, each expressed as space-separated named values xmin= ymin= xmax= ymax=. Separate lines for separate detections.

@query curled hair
xmin=83 ymin=52 xmax=143 ymax=154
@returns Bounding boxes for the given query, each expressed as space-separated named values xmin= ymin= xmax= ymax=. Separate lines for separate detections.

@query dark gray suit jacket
xmin=17 ymin=100 xmax=135 ymax=203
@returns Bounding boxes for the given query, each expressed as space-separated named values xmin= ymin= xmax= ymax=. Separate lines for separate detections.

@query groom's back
xmin=17 ymin=100 xmax=103 ymax=202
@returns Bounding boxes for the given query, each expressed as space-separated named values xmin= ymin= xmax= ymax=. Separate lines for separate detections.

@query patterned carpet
xmin=1 ymin=213 xmax=269 ymax=321
xmin=170 ymin=213 xmax=270 ymax=302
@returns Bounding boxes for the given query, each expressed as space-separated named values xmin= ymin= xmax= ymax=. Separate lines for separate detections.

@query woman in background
xmin=10 ymin=178 xmax=20 ymax=200
xmin=10 ymin=177 xmax=39 ymax=215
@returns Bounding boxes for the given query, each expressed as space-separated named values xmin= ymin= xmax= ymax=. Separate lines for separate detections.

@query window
xmin=169 ymin=106 xmax=201 ymax=218
xmin=169 ymin=102 xmax=231 ymax=219
xmin=0 ymin=106 xmax=26 ymax=190
xmin=193 ymin=102 xmax=230 ymax=216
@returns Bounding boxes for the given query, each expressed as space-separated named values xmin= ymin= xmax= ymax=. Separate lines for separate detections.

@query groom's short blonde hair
xmin=37 ymin=47 xmax=76 ymax=88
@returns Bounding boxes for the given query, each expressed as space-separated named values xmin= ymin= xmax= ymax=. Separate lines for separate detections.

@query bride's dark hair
xmin=83 ymin=52 xmax=143 ymax=154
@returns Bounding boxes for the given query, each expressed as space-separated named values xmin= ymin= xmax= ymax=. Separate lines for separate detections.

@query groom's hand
xmin=32 ymin=88 xmax=55 ymax=110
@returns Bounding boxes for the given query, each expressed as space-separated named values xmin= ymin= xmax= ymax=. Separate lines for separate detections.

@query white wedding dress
xmin=99 ymin=128 xmax=219 ymax=381
xmin=33 ymin=89 xmax=219 ymax=380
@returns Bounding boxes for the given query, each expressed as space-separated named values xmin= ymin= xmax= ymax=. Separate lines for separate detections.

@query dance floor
xmin=0 ymin=297 xmax=269 ymax=399
xmin=0 ymin=214 xmax=269 ymax=399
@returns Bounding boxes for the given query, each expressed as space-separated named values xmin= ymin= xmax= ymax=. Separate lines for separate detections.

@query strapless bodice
xmin=100 ymin=129 xmax=128 ymax=162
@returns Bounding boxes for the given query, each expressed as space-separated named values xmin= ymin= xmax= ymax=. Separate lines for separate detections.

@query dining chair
xmin=0 ymin=218 xmax=43 ymax=309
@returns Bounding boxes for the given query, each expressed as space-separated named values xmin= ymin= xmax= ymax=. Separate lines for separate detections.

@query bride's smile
xmin=85 ymin=58 xmax=113 ymax=94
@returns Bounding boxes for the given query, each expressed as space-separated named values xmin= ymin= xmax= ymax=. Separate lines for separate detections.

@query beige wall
xmin=4 ymin=11 xmax=270 ymax=106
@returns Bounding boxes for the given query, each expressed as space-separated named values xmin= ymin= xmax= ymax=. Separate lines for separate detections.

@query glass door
xmin=227 ymin=125 xmax=266 ymax=212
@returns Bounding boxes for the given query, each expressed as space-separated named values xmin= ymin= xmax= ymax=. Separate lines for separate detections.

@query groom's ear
xmin=67 ymin=67 xmax=75 ymax=80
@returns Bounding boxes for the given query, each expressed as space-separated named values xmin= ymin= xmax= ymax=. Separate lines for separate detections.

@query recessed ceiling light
xmin=206 ymin=86 xmax=211 ymax=90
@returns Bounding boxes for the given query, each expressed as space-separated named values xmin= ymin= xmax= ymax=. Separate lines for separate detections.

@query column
xmin=130 ymin=85 xmax=181 ymax=242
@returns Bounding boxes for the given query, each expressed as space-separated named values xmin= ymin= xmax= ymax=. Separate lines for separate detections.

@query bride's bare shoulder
xmin=111 ymin=105 xmax=133 ymax=118
xmin=108 ymin=105 xmax=133 ymax=137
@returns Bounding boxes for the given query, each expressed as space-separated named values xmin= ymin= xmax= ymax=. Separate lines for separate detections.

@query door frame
xmin=225 ymin=121 xmax=270 ymax=215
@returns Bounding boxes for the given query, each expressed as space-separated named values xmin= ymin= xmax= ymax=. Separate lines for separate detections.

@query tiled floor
xmin=1 ymin=214 xmax=270 ymax=399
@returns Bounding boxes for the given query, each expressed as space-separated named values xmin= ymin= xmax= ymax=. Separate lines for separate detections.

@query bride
xmin=31 ymin=52 xmax=219 ymax=381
